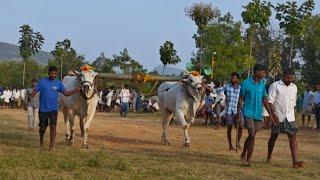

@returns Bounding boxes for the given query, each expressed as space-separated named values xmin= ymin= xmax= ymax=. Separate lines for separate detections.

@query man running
xmin=31 ymin=66 xmax=78 ymax=151
xmin=238 ymin=64 xmax=273 ymax=167
xmin=267 ymin=69 xmax=305 ymax=168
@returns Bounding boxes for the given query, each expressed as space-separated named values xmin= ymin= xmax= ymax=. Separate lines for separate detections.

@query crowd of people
xmin=0 ymin=87 xmax=27 ymax=109
xmin=96 ymin=85 xmax=160 ymax=117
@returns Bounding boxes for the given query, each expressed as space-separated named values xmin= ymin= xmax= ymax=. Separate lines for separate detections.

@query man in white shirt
xmin=119 ymin=85 xmax=131 ymax=117
xmin=267 ymin=69 xmax=305 ymax=169
xmin=20 ymin=87 xmax=26 ymax=110
xmin=13 ymin=88 xmax=21 ymax=109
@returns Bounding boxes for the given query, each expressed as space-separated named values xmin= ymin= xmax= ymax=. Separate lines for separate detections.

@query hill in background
xmin=0 ymin=42 xmax=52 ymax=64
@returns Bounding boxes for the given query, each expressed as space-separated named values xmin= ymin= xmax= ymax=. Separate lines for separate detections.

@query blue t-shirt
xmin=240 ymin=77 xmax=267 ymax=121
xmin=35 ymin=78 xmax=66 ymax=112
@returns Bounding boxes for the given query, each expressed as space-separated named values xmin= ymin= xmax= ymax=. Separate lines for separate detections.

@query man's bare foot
xmin=240 ymin=154 xmax=246 ymax=163
xmin=229 ymin=146 xmax=236 ymax=151
xmin=266 ymin=157 xmax=271 ymax=164
xmin=244 ymin=162 xmax=252 ymax=167
xmin=237 ymin=144 xmax=242 ymax=150
xmin=49 ymin=146 xmax=54 ymax=152
xmin=293 ymin=161 xmax=305 ymax=169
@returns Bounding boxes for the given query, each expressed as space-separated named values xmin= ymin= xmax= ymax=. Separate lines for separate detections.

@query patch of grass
xmin=113 ymin=159 xmax=130 ymax=171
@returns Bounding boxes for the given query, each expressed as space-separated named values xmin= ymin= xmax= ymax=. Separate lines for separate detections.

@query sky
xmin=0 ymin=0 xmax=319 ymax=70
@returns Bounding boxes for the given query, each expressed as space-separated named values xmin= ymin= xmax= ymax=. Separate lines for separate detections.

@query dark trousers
xmin=315 ymin=105 xmax=320 ymax=129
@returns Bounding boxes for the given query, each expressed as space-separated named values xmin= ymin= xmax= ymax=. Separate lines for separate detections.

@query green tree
xmin=200 ymin=12 xmax=250 ymax=80
xmin=275 ymin=0 xmax=315 ymax=68
xmin=241 ymin=0 xmax=272 ymax=75
xmin=0 ymin=60 xmax=44 ymax=88
xmin=113 ymin=48 xmax=146 ymax=74
xmin=91 ymin=52 xmax=114 ymax=73
xmin=185 ymin=2 xmax=220 ymax=73
xmin=301 ymin=15 xmax=320 ymax=85
xmin=18 ymin=24 xmax=44 ymax=86
xmin=159 ymin=41 xmax=181 ymax=75
xmin=50 ymin=39 xmax=82 ymax=79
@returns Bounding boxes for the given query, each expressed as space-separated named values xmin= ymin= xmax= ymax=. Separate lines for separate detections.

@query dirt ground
xmin=1 ymin=109 xmax=320 ymax=179
xmin=2 ymin=109 xmax=319 ymax=162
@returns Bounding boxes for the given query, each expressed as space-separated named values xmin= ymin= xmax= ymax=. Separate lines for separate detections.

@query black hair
xmin=231 ymin=72 xmax=239 ymax=78
xmin=48 ymin=66 xmax=58 ymax=73
xmin=253 ymin=64 xmax=267 ymax=73
xmin=215 ymin=81 xmax=221 ymax=88
xmin=283 ymin=68 xmax=294 ymax=76
xmin=31 ymin=79 xmax=38 ymax=83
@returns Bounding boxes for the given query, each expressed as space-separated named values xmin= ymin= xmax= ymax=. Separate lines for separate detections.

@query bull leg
xmin=80 ymin=117 xmax=84 ymax=137
xmin=68 ymin=112 xmax=75 ymax=146
xmin=62 ymin=108 xmax=70 ymax=141
xmin=161 ymin=110 xmax=173 ymax=145
xmin=176 ymin=111 xmax=190 ymax=147
xmin=83 ymin=113 xmax=95 ymax=149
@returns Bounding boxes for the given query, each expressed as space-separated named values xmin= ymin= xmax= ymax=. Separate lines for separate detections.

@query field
xmin=0 ymin=109 xmax=319 ymax=179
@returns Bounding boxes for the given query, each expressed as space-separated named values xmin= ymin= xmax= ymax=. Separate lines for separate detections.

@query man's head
xmin=253 ymin=64 xmax=267 ymax=80
xmin=48 ymin=66 xmax=58 ymax=80
xmin=230 ymin=72 xmax=239 ymax=85
xmin=307 ymin=84 xmax=313 ymax=92
xmin=282 ymin=69 xmax=295 ymax=86
xmin=124 ymin=84 xmax=129 ymax=89
xmin=31 ymin=79 xmax=38 ymax=87
xmin=316 ymin=83 xmax=320 ymax=91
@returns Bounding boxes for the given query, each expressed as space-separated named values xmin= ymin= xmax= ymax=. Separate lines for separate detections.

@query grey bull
xmin=158 ymin=72 xmax=204 ymax=147
xmin=60 ymin=65 xmax=99 ymax=149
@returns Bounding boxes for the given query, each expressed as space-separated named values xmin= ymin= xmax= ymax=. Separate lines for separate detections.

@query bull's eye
xmin=189 ymin=79 xmax=193 ymax=83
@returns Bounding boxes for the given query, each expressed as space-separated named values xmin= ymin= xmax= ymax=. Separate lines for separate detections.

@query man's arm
xmin=266 ymin=84 xmax=278 ymax=123
xmin=237 ymin=96 xmax=243 ymax=118
xmin=263 ymin=97 xmax=276 ymax=122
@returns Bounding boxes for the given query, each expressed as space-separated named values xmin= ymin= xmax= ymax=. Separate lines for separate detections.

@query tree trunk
xmin=289 ymin=37 xmax=294 ymax=68
xmin=248 ymin=26 xmax=255 ymax=78
xmin=22 ymin=59 xmax=26 ymax=86
xmin=162 ymin=65 xmax=166 ymax=75
xmin=60 ymin=59 xmax=63 ymax=80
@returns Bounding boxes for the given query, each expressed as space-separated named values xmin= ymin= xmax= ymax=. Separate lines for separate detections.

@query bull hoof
xmin=183 ymin=142 xmax=190 ymax=147
xmin=161 ymin=139 xmax=170 ymax=146
xmin=83 ymin=144 xmax=89 ymax=149
xmin=68 ymin=141 xmax=73 ymax=146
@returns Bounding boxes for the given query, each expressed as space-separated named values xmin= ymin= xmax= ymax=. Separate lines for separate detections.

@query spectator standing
xmin=301 ymin=85 xmax=314 ymax=128
xmin=120 ymin=85 xmax=131 ymax=117
xmin=314 ymin=83 xmax=320 ymax=130
xmin=25 ymin=79 xmax=40 ymax=130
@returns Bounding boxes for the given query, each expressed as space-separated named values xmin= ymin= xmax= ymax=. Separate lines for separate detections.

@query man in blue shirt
xmin=224 ymin=72 xmax=242 ymax=151
xmin=237 ymin=64 xmax=274 ymax=167
xmin=32 ymin=66 xmax=78 ymax=151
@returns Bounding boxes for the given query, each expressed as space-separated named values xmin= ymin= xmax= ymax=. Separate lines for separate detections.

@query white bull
xmin=158 ymin=72 xmax=204 ymax=147
xmin=60 ymin=65 xmax=99 ymax=149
